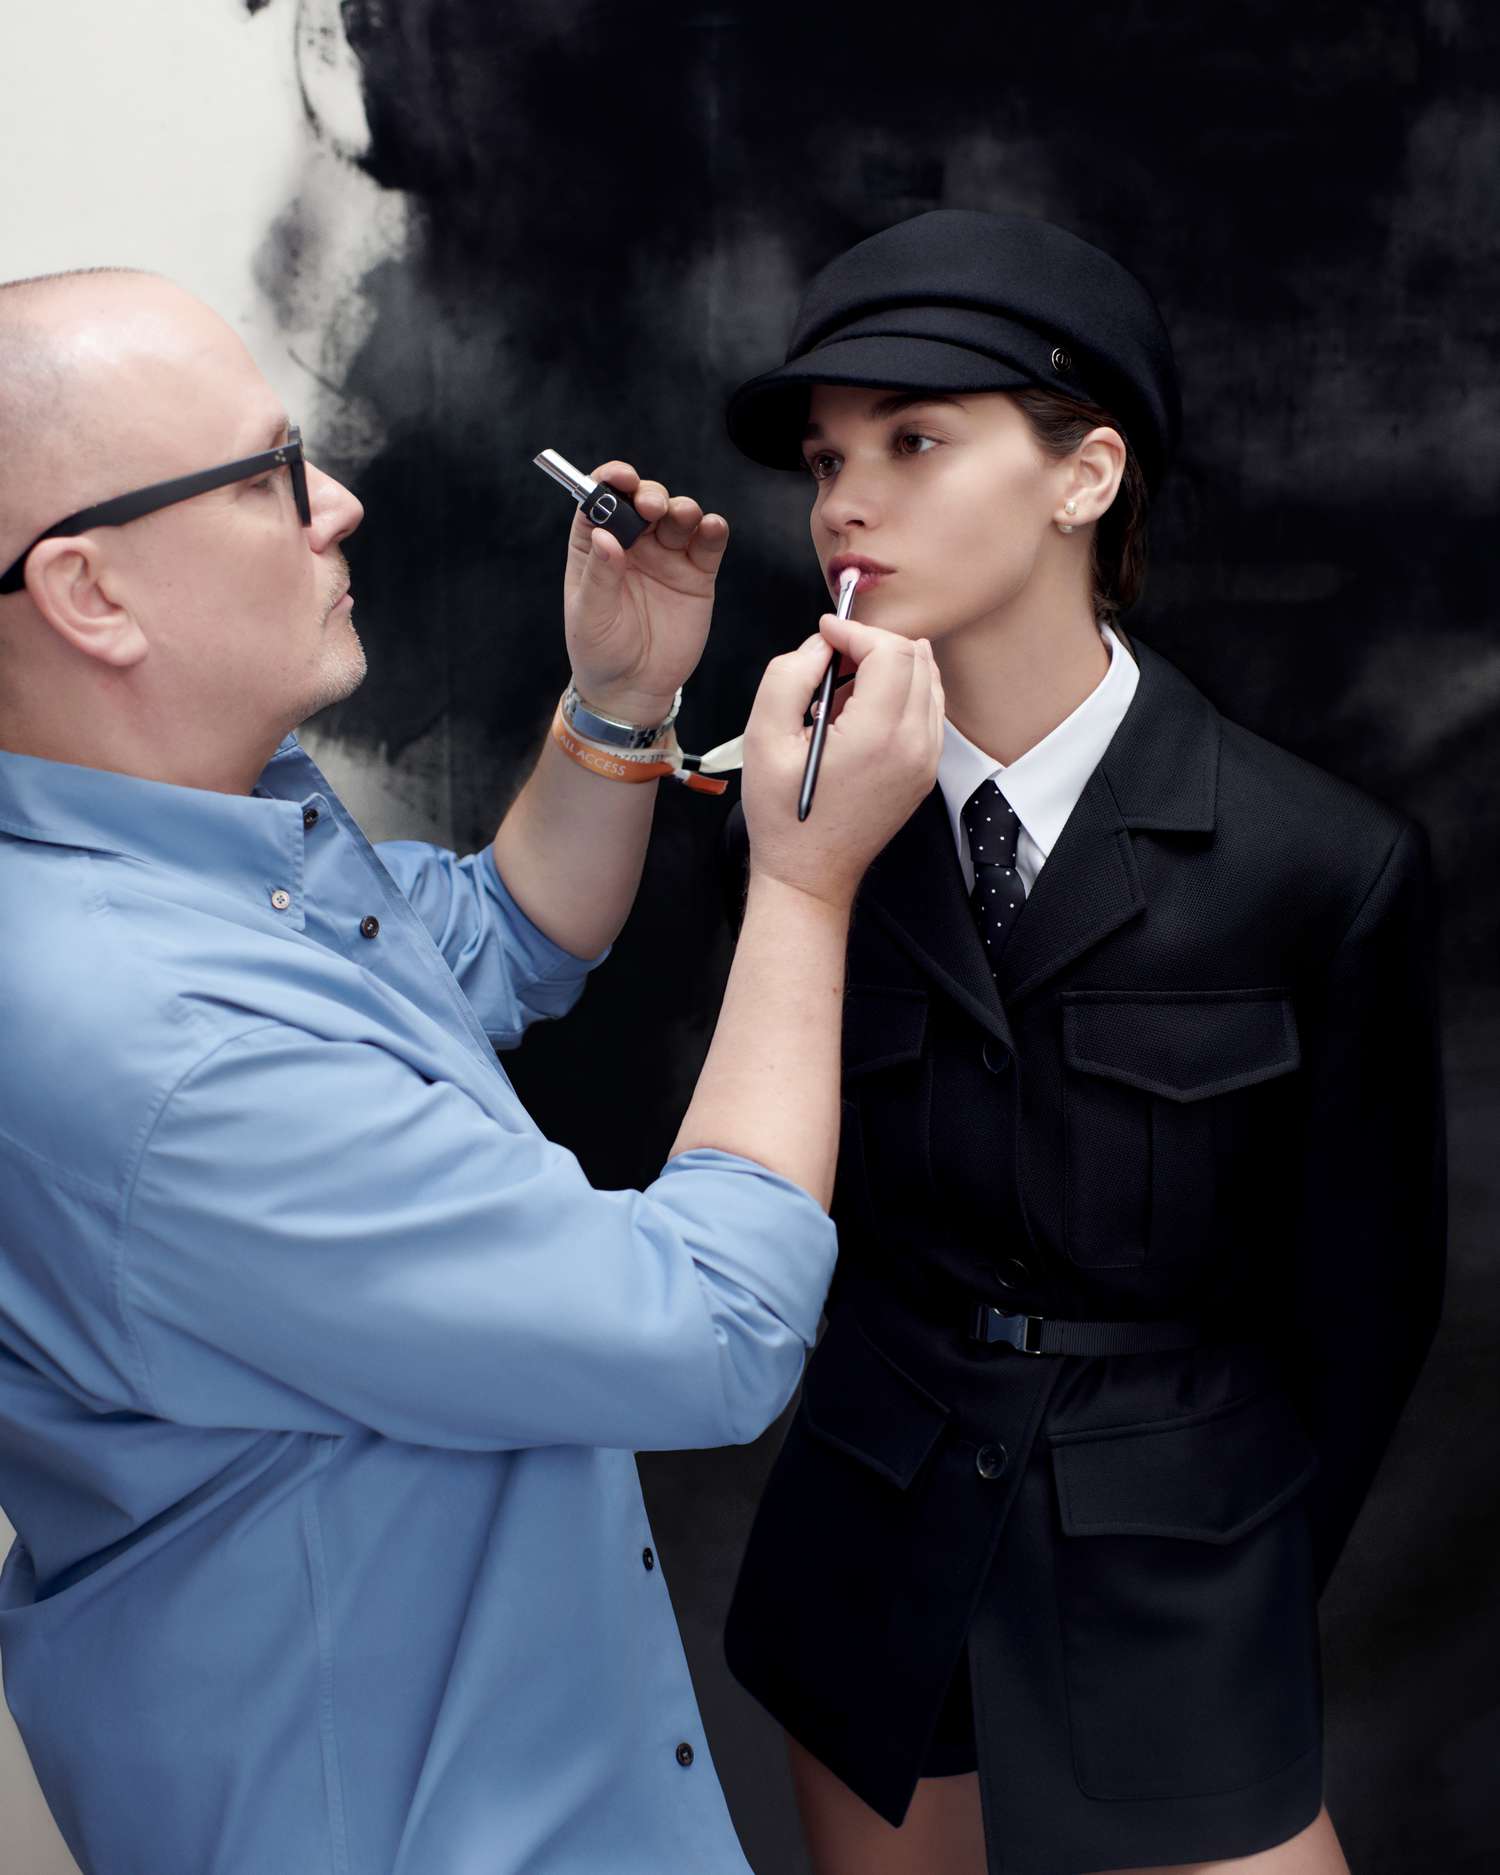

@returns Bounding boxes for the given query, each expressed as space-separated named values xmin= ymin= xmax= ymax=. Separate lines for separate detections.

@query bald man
xmin=0 ymin=269 xmax=945 ymax=1875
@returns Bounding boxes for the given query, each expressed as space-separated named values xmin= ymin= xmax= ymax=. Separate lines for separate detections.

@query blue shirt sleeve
xmin=374 ymin=841 xmax=609 ymax=1047
xmin=122 ymin=1023 xmax=836 ymax=1453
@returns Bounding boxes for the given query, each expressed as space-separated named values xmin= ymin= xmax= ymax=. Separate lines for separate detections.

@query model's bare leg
xmin=786 ymin=1731 xmax=988 ymax=1875
xmin=1090 ymin=1804 xmax=1350 ymax=1875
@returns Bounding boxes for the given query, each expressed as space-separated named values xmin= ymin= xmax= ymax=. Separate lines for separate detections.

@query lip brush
xmin=798 ymin=567 xmax=861 ymax=822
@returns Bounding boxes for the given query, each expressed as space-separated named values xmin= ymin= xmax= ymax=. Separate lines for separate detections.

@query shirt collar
xmin=0 ymin=733 xmax=323 ymax=918
xmin=937 ymin=618 xmax=1140 ymax=861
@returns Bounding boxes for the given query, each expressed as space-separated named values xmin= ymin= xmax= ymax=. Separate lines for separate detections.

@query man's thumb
xmin=573 ymin=526 xmax=627 ymax=616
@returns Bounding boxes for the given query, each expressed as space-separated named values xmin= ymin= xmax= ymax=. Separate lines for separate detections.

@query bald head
xmin=0 ymin=269 xmax=261 ymax=568
xmin=0 ymin=272 xmax=365 ymax=790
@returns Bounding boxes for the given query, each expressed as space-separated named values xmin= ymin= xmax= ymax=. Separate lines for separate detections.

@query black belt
xmin=969 ymin=1305 xmax=1201 ymax=1357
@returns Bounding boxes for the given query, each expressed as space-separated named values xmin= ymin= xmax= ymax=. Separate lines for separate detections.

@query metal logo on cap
xmin=1051 ymin=347 xmax=1073 ymax=374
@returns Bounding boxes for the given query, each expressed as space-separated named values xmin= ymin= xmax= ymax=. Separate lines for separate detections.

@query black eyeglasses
xmin=0 ymin=424 xmax=310 ymax=596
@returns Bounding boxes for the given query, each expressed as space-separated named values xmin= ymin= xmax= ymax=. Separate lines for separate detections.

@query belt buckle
xmin=973 ymin=1305 xmax=1044 ymax=1355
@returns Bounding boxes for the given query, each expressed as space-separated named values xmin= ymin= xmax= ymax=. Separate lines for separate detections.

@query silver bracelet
xmin=561 ymin=680 xmax=682 ymax=750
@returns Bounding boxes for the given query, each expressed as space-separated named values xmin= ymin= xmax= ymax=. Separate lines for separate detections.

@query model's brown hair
xmin=1009 ymin=386 xmax=1151 ymax=619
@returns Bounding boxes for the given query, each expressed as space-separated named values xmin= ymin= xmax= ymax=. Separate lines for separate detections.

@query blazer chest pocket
xmin=1059 ymin=989 xmax=1300 ymax=1270
xmin=1049 ymin=1389 xmax=1321 ymax=1801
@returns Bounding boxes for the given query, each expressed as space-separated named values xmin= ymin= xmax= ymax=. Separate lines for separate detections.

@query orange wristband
xmin=549 ymin=705 xmax=730 ymax=796
xmin=551 ymin=710 xmax=672 ymax=782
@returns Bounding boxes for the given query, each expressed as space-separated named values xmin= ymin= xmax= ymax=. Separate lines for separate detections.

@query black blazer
xmin=719 ymin=630 xmax=1447 ymax=1844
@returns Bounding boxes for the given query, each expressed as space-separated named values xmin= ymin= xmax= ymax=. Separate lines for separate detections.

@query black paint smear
xmin=254 ymin=9 xmax=1500 ymax=1873
xmin=309 ymin=3 xmax=1499 ymax=898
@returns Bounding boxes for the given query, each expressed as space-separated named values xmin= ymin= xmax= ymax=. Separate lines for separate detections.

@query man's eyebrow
xmin=247 ymin=415 xmax=291 ymax=455
xmin=802 ymin=392 xmax=966 ymax=442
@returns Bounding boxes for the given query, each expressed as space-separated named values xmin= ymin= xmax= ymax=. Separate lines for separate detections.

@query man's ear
xmin=25 ymin=536 xmax=148 ymax=669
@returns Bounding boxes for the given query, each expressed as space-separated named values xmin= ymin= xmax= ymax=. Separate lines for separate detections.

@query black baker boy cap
xmin=726 ymin=208 xmax=1181 ymax=496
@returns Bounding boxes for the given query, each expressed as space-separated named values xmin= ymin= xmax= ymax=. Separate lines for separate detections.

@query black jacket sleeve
xmin=1272 ymin=818 xmax=1448 ymax=1593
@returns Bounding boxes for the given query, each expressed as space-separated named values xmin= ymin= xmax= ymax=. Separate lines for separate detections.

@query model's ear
xmin=1066 ymin=426 xmax=1129 ymax=525
xmin=23 ymin=535 xmax=148 ymax=669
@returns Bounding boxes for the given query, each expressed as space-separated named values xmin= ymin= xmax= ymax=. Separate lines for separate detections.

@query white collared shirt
xmin=937 ymin=618 xmax=1140 ymax=896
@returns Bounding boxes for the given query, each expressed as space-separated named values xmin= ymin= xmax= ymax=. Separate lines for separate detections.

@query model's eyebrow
xmin=802 ymin=392 xmax=965 ymax=442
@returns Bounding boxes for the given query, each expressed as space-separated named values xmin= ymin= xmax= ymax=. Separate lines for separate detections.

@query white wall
xmin=0 ymin=4 xmax=408 ymax=1865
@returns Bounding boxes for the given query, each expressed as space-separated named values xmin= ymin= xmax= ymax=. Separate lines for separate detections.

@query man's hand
xmin=562 ymin=461 xmax=730 ymax=726
xmin=741 ymin=612 xmax=945 ymax=908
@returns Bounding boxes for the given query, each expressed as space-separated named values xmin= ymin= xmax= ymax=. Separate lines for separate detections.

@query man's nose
xmin=307 ymin=463 xmax=364 ymax=549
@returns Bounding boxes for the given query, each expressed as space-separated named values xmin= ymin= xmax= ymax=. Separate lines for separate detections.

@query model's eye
xmin=895 ymin=431 xmax=937 ymax=457
xmin=804 ymin=451 xmax=841 ymax=482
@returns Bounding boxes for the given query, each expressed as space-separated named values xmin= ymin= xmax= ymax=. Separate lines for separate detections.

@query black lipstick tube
xmin=533 ymin=449 xmax=649 ymax=549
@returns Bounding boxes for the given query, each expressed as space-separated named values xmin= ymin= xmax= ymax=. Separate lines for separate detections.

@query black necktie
xmin=962 ymin=778 xmax=1024 ymax=982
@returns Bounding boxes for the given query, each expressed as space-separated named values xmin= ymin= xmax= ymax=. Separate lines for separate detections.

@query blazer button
xmin=642 ymin=1547 xmax=655 ymax=1572
xmin=676 ymin=1742 xmax=695 ymax=1767
xmin=976 ymin=1443 xmax=1009 ymax=1480
xmin=981 ymin=1037 xmax=1011 ymax=1074
xmin=359 ymin=915 xmax=381 ymax=940
xmin=992 ymin=1256 xmax=1031 ymax=1292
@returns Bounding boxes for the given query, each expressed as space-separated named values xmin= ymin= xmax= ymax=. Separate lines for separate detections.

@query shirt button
xmin=302 ymin=805 xmax=320 ymax=830
xmin=981 ymin=1037 xmax=1010 ymax=1074
xmin=359 ymin=915 xmax=380 ymax=940
xmin=976 ymin=1443 xmax=1009 ymax=1480
xmin=675 ymin=1742 xmax=694 ymax=1767
xmin=642 ymin=1547 xmax=655 ymax=1572
xmin=270 ymin=889 xmax=291 ymax=912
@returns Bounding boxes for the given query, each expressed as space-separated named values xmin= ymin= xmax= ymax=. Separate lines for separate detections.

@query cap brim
xmin=726 ymin=334 xmax=1033 ymax=470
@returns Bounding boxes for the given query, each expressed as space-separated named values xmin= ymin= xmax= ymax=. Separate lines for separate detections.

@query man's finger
xmin=685 ymin=512 xmax=731 ymax=577
xmin=587 ymin=460 xmax=641 ymax=498
xmin=653 ymin=493 xmax=704 ymax=552
xmin=569 ymin=522 xmax=628 ymax=615
xmin=633 ymin=480 xmax=670 ymax=522
xmin=818 ymin=609 xmax=925 ymax=668
xmin=821 ymin=618 xmax=921 ymax=731
xmin=754 ymin=634 xmax=845 ymax=731
xmin=897 ymin=642 xmax=943 ymax=742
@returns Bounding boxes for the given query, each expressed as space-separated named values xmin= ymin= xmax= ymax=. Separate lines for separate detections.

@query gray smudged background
xmin=12 ymin=1 xmax=1500 ymax=1869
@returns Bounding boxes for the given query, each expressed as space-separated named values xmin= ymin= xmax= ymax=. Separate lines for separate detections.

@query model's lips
xmin=826 ymin=554 xmax=896 ymax=595
xmin=332 ymin=587 xmax=353 ymax=611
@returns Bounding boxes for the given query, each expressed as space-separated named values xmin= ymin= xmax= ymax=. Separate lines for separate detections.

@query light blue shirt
xmin=0 ymin=733 xmax=836 ymax=1874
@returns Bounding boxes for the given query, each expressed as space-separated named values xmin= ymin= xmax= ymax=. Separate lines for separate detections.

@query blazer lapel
xmin=856 ymin=634 xmax=1222 ymax=1032
xmin=996 ymin=635 xmax=1220 ymax=1005
xmin=858 ymin=786 xmax=1016 ymax=1054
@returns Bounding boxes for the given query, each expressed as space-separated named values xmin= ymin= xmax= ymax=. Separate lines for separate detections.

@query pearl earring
xmin=1058 ymin=498 xmax=1078 ymax=535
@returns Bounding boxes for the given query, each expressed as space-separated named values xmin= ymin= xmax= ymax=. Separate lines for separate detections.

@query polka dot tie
xmin=962 ymin=778 xmax=1024 ymax=979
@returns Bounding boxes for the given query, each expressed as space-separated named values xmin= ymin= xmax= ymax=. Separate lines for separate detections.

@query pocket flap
xmin=1061 ymin=990 xmax=1299 ymax=1102
xmin=842 ymin=983 xmax=928 ymax=1077
xmin=803 ymin=1312 xmax=950 ymax=1488
xmin=1050 ymin=1390 xmax=1318 ymax=1543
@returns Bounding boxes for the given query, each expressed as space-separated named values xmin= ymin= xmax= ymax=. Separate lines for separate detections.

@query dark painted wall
xmin=260 ymin=5 xmax=1499 ymax=1869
